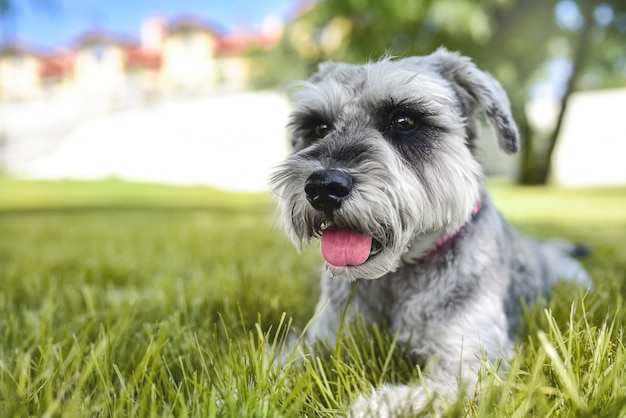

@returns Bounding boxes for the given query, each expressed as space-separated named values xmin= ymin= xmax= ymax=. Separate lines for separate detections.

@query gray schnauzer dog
xmin=270 ymin=48 xmax=590 ymax=416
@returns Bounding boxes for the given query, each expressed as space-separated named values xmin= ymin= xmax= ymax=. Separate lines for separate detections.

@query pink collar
xmin=426 ymin=200 xmax=481 ymax=258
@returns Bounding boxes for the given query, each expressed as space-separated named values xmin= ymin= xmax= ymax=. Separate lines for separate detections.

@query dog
xmin=270 ymin=48 xmax=591 ymax=417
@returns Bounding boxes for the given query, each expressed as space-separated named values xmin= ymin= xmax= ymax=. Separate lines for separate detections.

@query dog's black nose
xmin=305 ymin=169 xmax=353 ymax=212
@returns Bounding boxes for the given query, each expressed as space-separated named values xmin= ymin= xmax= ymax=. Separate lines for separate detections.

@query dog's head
xmin=270 ymin=48 xmax=519 ymax=280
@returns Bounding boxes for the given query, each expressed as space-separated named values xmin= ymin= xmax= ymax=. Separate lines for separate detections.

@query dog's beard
xmin=271 ymin=145 xmax=482 ymax=281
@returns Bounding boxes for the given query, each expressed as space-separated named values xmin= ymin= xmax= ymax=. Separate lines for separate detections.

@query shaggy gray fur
xmin=270 ymin=48 xmax=590 ymax=417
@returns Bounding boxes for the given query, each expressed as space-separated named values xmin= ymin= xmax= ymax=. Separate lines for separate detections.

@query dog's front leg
xmin=348 ymin=362 xmax=471 ymax=418
xmin=348 ymin=295 xmax=508 ymax=417
xmin=349 ymin=384 xmax=443 ymax=418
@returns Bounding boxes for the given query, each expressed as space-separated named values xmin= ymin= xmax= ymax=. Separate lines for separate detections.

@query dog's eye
xmin=390 ymin=113 xmax=417 ymax=133
xmin=314 ymin=123 xmax=331 ymax=138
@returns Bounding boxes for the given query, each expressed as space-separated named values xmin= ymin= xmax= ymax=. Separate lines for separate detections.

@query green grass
xmin=0 ymin=178 xmax=625 ymax=417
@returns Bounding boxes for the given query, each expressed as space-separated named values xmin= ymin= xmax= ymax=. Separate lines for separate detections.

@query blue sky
xmin=2 ymin=0 xmax=298 ymax=49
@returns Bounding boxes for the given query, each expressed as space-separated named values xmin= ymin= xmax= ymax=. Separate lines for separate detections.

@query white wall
xmin=551 ymin=88 xmax=626 ymax=186
xmin=2 ymin=91 xmax=291 ymax=191
xmin=4 ymin=87 xmax=624 ymax=190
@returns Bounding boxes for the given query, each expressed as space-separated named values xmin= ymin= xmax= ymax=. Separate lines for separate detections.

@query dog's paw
xmin=348 ymin=384 xmax=433 ymax=418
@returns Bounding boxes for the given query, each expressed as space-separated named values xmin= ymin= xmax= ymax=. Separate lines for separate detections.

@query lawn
xmin=0 ymin=178 xmax=625 ymax=417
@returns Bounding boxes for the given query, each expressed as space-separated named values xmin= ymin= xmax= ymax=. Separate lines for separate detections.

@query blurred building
xmin=0 ymin=42 xmax=48 ymax=100
xmin=0 ymin=14 xmax=280 ymax=103
xmin=0 ymin=14 xmax=289 ymax=192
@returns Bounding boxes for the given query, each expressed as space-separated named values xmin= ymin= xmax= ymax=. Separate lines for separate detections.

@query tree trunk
xmin=517 ymin=114 xmax=545 ymax=185
xmin=518 ymin=0 xmax=597 ymax=185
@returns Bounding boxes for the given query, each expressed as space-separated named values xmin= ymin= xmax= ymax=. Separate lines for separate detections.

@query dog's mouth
xmin=319 ymin=227 xmax=383 ymax=267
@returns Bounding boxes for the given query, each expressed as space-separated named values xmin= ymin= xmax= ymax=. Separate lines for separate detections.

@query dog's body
xmin=270 ymin=48 xmax=590 ymax=416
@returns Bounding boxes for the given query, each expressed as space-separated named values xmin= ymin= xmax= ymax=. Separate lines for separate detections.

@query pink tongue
xmin=321 ymin=230 xmax=372 ymax=267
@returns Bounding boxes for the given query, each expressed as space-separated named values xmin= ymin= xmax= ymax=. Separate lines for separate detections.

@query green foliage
xmin=0 ymin=178 xmax=625 ymax=416
xmin=253 ymin=0 xmax=626 ymax=184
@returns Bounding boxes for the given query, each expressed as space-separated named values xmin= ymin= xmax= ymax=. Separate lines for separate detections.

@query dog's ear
xmin=429 ymin=48 xmax=520 ymax=154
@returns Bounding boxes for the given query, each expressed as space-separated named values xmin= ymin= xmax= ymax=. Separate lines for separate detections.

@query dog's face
xmin=271 ymin=48 xmax=519 ymax=280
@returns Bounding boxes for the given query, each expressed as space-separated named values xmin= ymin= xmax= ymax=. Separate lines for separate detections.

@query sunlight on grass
xmin=0 ymin=178 xmax=625 ymax=416
xmin=0 ymin=177 xmax=271 ymax=211
xmin=488 ymin=179 xmax=626 ymax=226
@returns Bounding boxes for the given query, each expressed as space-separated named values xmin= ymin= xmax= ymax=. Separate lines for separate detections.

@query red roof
xmin=0 ymin=41 xmax=73 ymax=79
xmin=40 ymin=50 xmax=74 ymax=78
xmin=72 ymin=27 xmax=161 ymax=70
xmin=217 ymin=31 xmax=279 ymax=56
xmin=124 ymin=46 xmax=161 ymax=70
